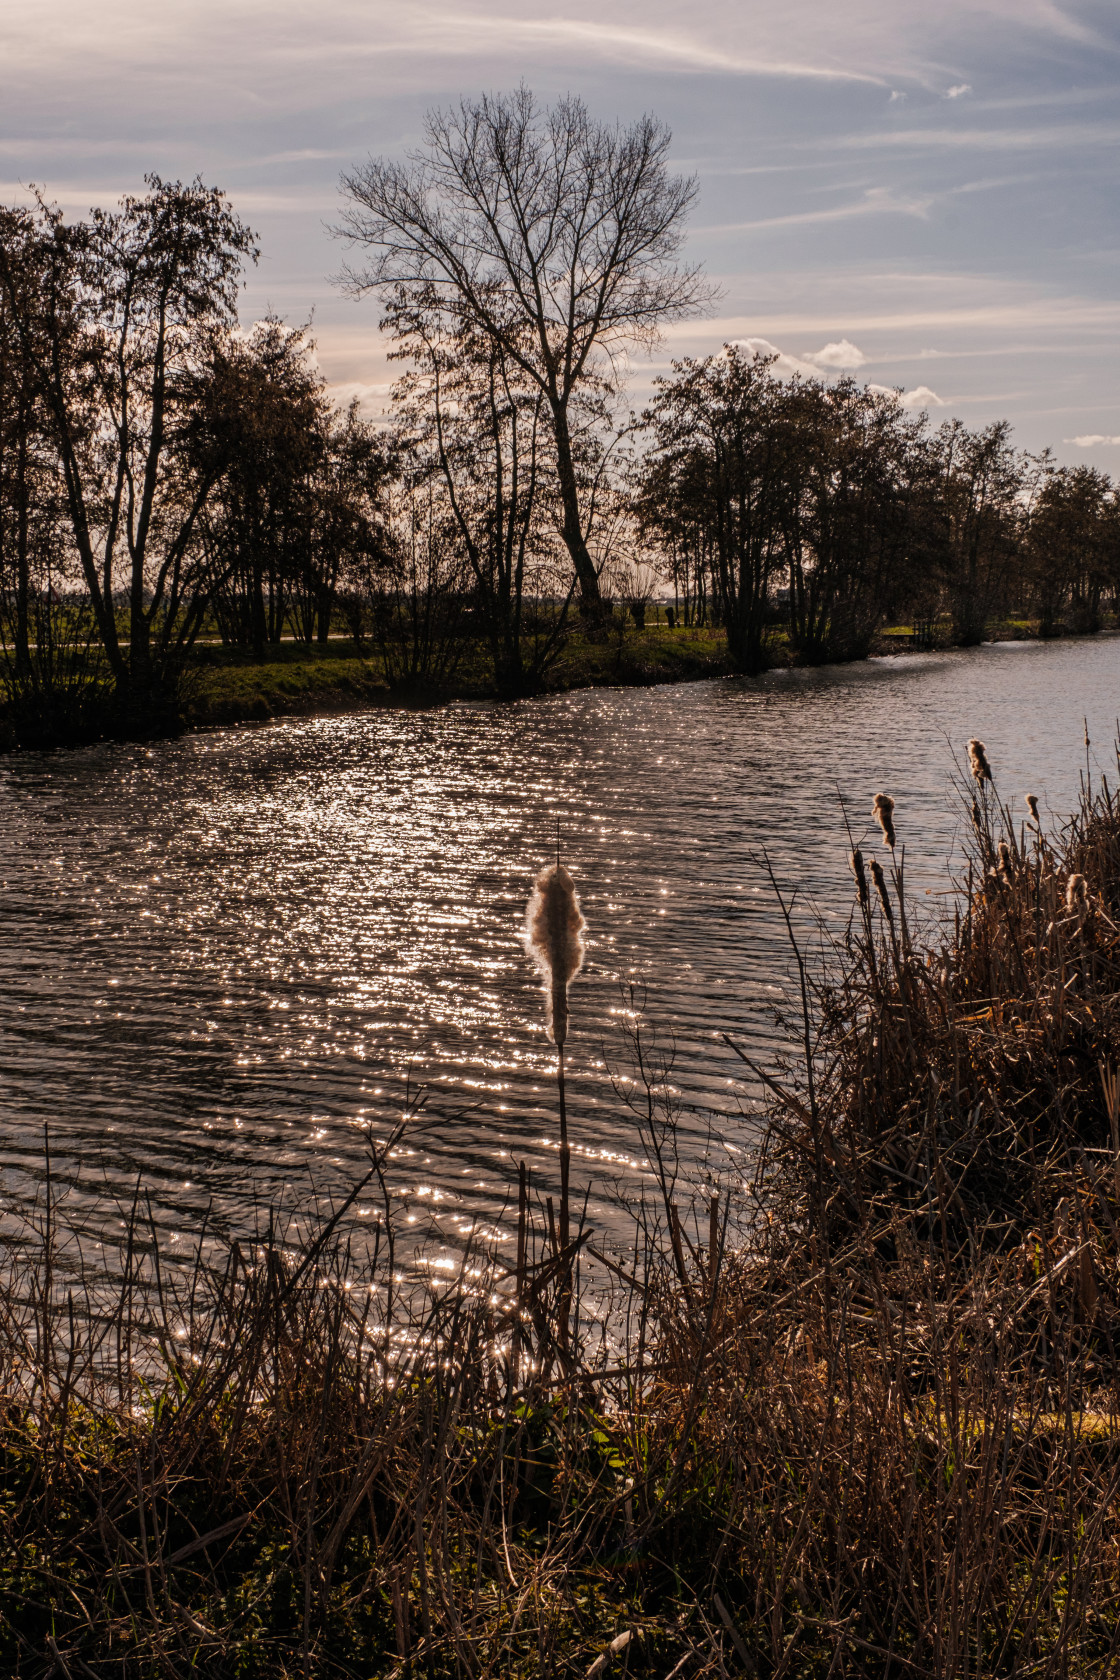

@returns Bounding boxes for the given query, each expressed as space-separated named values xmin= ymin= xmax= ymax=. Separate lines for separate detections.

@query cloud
xmin=945 ymin=83 xmax=972 ymax=98
xmin=702 ymin=186 xmax=931 ymax=234
xmin=1066 ymin=434 xmax=1120 ymax=446
xmin=730 ymin=336 xmax=820 ymax=377
xmin=901 ymin=385 xmax=948 ymax=408
xmin=731 ymin=335 xmax=875 ymax=380
xmin=869 ymin=382 xmax=948 ymax=408
xmin=803 ymin=338 xmax=867 ymax=369
xmin=413 ymin=13 xmax=885 ymax=81
xmin=832 ymin=123 xmax=1120 ymax=151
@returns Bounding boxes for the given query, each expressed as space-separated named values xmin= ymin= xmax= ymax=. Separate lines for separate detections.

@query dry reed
xmin=524 ymin=860 xmax=586 ymax=1344
xmin=872 ymin=792 xmax=896 ymax=849
xmin=968 ymin=736 xmax=993 ymax=782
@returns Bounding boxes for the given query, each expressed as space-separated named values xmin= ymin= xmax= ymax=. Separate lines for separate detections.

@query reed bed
xmin=3 ymin=750 xmax=1120 ymax=1677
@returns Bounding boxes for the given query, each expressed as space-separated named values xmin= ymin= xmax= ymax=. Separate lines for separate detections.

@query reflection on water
xmin=0 ymin=638 xmax=1117 ymax=1268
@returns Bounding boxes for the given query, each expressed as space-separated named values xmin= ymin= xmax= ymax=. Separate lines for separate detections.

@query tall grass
xmin=2 ymin=748 xmax=1120 ymax=1676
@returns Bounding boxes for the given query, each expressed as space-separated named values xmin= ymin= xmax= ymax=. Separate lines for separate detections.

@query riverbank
xmin=3 ymin=756 xmax=1119 ymax=1676
xmin=184 ymin=623 xmax=737 ymax=729
xmin=1 ymin=616 xmax=1113 ymax=751
xmin=185 ymin=615 xmax=1117 ymax=735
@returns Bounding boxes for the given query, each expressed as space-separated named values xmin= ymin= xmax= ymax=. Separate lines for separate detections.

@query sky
xmin=2 ymin=0 xmax=1118 ymax=463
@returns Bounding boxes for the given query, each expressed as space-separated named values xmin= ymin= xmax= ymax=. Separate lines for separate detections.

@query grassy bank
xmin=1 ymin=614 xmax=1113 ymax=751
xmin=184 ymin=616 xmax=1118 ymax=734
xmin=3 ymin=748 xmax=1120 ymax=1675
xmin=183 ymin=624 xmax=736 ymax=731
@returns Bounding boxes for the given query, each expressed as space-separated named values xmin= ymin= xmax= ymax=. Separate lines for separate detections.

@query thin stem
xmin=558 ymin=1043 xmax=571 ymax=1351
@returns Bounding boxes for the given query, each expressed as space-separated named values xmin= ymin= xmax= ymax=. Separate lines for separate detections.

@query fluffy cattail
xmin=872 ymin=793 xmax=896 ymax=850
xmin=1066 ymin=873 xmax=1089 ymax=914
xmin=849 ymin=848 xmax=869 ymax=908
xmin=968 ymin=738 xmax=992 ymax=783
xmin=970 ymin=798 xmax=983 ymax=839
xmin=1025 ymin=793 xmax=1040 ymax=823
xmin=869 ymin=857 xmax=894 ymax=923
xmin=524 ymin=864 xmax=586 ymax=1049
xmin=997 ymin=840 xmax=1014 ymax=884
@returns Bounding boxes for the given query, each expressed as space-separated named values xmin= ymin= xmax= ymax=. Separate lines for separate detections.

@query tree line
xmin=1 ymin=93 xmax=1116 ymax=742
xmin=639 ymin=346 xmax=1120 ymax=671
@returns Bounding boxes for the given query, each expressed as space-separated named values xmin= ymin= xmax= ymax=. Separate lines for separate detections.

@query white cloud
xmin=867 ymin=381 xmax=949 ymax=409
xmin=729 ymin=336 xmax=820 ymax=377
xmin=901 ymin=384 xmax=948 ymax=408
xmin=803 ymin=337 xmax=867 ymax=368
xmin=1066 ymin=434 xmax=1120 ymax=446
xmin=889 ymin=89 xmax=906 ymax=102
xmin=945 ymin=83 xmax=972 ymax=99
xmin=731 ymin=335 xmax=877 ymax=381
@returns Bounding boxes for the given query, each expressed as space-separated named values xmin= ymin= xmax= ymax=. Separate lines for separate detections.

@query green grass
xmin=182 ymin=624 xmax=737 ymax=729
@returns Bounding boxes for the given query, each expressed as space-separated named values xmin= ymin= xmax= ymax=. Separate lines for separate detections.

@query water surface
xmin=1 ymin=638 xmax=1116 ymax=1269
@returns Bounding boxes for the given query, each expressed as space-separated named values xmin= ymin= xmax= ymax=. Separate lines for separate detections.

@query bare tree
xmin=337 ymin=88 xmax=711 ymax=619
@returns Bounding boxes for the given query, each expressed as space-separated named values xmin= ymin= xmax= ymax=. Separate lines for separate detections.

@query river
xmin=0 ymin=638 xmax=1116 ymax=1275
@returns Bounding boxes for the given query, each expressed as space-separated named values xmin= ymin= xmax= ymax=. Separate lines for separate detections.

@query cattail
xmin=1026 ymin=793 xmax=1040 ymax=823
xmin=970 ymin=798 xmax=983 ymax=839
xmin=967 ymin=738 xmax=992 ymax=783
xmin=869 ymin=857 xmax=894 ymax=923
xmin=524 ymin=864 xmax=585 ymax=1048
xmin=849 ymin=848 xmax=869 ymax=908
xmin=997 ymin=840 xmax=1014 ymax=884
xmin=525 ymin=861 xmax=586 ymax=1336
xmin=872 ymin=793 xmax=896 ymax=850
xmin=1066 ymin=873 xmax=1089 ymax=914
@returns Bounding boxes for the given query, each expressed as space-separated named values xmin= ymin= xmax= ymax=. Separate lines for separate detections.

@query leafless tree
xmin=337 ymin=87 xmax=712 ymax=619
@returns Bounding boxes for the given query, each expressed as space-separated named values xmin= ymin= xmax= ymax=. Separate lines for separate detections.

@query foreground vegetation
xmin=2 ymin=746 xmax=1120 ymax=1676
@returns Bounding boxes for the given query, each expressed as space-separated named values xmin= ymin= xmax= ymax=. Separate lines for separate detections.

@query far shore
xmin=181 ymin=617 xmax=1118 ymax=739
xmin=2 ymin=615 xmax=1114 ymax=752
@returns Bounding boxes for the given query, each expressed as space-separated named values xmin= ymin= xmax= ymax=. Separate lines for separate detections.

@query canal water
xmin=0 ymin=638 xmax=1116 ymax=1274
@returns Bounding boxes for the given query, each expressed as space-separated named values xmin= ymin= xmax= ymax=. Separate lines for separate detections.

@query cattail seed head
xmin=997 ymin=840 xmax=1014 ymax=883
xmin=970 ymin=798 xmax=983 ymax=838
xmin=524 ymin=863 xmax=586 ymax=1049
xmin=1026 ymin=793 xmax=1040 ymax=823
xmin=967 ymin=738 xmax=992 ymax=783
xmin=869 ymin=857 xmax=894 ymax=923
xmin=872 ymin=793 xmax=896 ymax=849
xmin=849 ymin=848 xmax=869 ymax=908
xmin=1066 ymin=873 xmax=1089 ymax=913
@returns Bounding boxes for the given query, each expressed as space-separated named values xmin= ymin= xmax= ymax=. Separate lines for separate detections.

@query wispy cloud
xmin=701 ymin=185 xmax=931 ymax=234
xmin=945 ymin=83 xmax=972 ymax=99
xmin=832 ymin=123 xmax=1120 ymax=151
xmin=1067 ymin=433 xmax=1120 ymax=446
xmin=240 ymin=149 xmax=349 ymax=168
xmin=413 ymin=12 xmax=885 ymax=81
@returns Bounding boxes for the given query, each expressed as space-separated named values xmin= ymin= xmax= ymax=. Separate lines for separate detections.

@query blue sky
xmin=3 ymin=0 xmax=1118 ymax=461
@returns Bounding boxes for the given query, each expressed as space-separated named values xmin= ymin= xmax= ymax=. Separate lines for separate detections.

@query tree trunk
xmin=549 ymin=399 xmax=602 ymax=617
